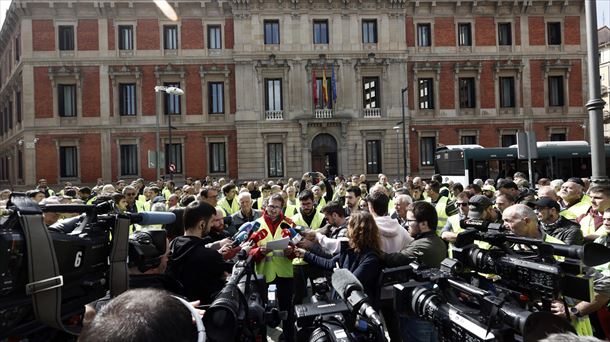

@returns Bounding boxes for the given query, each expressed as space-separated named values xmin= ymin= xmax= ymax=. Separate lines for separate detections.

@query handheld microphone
xmin=331 ymin=269 xmax=383 ymax=327
xmin=230 ymin=221 xmax=261 ymax=246
xmin=250 ymin=229 xmax=269 ymax=245
xmin=129 ymin=211 xmax=176 ymax=225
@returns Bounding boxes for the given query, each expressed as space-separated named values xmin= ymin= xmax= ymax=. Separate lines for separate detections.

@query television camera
xmin=0 ymin=193 xmax=175 ymax=338
xmin=294 ymin=269 xmax=387 ymax=342
xmin=203 ymin=249 xmax=285 ymax=342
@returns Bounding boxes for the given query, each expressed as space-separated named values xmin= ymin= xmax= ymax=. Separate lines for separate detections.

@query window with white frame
xmin=208 ymin=25 xmax=222 ymax=49
xmin=313 ymin=20 xmax=329 ymax=44
xmin=58 ymin=84 xmax=77 ymax=117
xmin=420 ymin=136 xmax=436 ymax=166
xmin=499 ymin=77 xmax=515 ymax=108
xmin=418 ymin=78 xmax=434 ymax=109
xmin=267 ymin=143 xmax=284 ymax=177
xmin=208 ymin=82 xmax=224 ymax=114
xmin=164 ymin=25 xmax=178 ymax=50
xmin=459 ymin=78 xmax=476 ymax=109
xmin=417 ymin=23 xmax=431 ymax=47
xmin=119 ymin=83 xmax=137 ymax=116
xmin=362 ymin=20 xmax=377 ymax=44
xmin=265 ymin=79 xmax=282 ymax=111
xmin=58 ymin=25 xmax=74 ymax=51
xmin=498 ymin=23 xmax=512 ymax=46
xmin=548 ymin=76 xmax=564 ymax=107
xmin=118 ymin=25 xmax=134 ymax=50
xmin=458 ymin=23 xmax=472 ymax=46
xmin=209 ymin=142 xmax=226 ymax=173
xmin=366 ymin=140 xmax=382 ymax=174
xmin=264 ymin=20 xmax=280 ymax=45
xmin=59 ymin=146 xmax=78 ymax=178
xmin=164 ymin=82 xmax=181 ymax=114
xmin=120 ymin=144 xmax=138 ymax=176
xmin=363 ymin=77 xmax=380 ymax=109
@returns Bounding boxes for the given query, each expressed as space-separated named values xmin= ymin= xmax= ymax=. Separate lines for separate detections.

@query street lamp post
xmin=584 ymin=1 xmax=608 ymax=184
xmin=401 ymin=87 xmax=408 ymax=181
xmin=393 ymin=126 xmax=400 ymax=181
xmin=154 ymin=85 xmax=184 ymax=181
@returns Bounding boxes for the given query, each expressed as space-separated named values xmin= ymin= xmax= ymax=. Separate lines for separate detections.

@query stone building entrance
xmin=311 ymin=133 xmax=338 ymax=177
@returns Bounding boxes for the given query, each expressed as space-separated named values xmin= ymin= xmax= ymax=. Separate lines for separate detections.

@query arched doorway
xmin=311 ymin=133 xmax=338 ymax=177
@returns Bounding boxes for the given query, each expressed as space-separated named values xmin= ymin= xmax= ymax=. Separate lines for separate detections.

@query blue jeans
xmin=399 ymin=316 xmax=438 ymax=342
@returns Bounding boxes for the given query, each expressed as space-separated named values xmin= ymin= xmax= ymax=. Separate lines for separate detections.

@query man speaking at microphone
xmin=249 ymin=193 xmax=297 ymax=342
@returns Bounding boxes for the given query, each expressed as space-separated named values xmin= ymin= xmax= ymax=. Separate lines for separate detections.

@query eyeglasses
xmin=125 ymin=193 xmax=136 ymax=196
xmin=457 ymin=202 xmax=469 ymax=207
xmin=267 ymin=205 xmax=281 ymax=210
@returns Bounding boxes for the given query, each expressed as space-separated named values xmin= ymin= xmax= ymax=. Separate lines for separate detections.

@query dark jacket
xmin=540 ymin=216 xmax=584 ymax=245
xmin=165 ymin=236 xmax=227 ymax=304
xmin=229 ymin=209 xmax=262 ymax=236
xmin=304 ymin=248 xmax=381 ymax=305
xmin=384 ymin=231 xmax=447 ymax=268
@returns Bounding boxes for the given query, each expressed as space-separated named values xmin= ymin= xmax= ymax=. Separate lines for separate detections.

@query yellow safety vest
xmin=427 ymin=196 xmax=449 ymax=235
xmin=285 ymin=204 xmax=298 ymax=217
xmin=218 ymin=197 xmax=240 ymax=216
xmin=254 ymin=218 xmax=294 ymax=283
xmin=388 ymin=198 xmax=396 ymax=215
xmin=316 ymin=197 xmax=327 ymax=213
xmin=291 ymin=211 xmax=325 ymax=265
xmin=577 ymin=211 xmax=600 ymax=237
xmin=162 ymin=188 xmax=172 ymax=200
xmin=446 ymin=214 xmax=462 ymax=258
xmin=560 ymin=197 xmax=591 ymax=221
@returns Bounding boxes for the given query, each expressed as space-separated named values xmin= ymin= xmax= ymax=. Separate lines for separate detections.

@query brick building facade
xmin=0 ymin=0 xmax=590 ymax=186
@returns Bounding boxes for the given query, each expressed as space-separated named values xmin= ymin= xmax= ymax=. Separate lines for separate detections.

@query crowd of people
xmin=5 ymin=171 xmax=610 ymax=341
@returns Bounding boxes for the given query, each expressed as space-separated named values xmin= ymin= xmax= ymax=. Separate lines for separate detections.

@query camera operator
xmin=468 ymin=194 xmax=502 ymax=223
xmin=441 ymin=191 xmax=471 ymax=244
xmin=384 ymin=201 xmax=446 ymax=342
xmin=298 ymin=201 xmax=348 ymax=258
xmin=502 ymin=204 xmax=593 ymax=336
xmin=165 ymin=201 xmax=229 ymax=305
xmin=534 ymin=198 xmax=584 ymax=245
xmin=80 ymin=289 xmax=200 ymax=342
xmin=249 ymin=194 xmax=297 ymax=342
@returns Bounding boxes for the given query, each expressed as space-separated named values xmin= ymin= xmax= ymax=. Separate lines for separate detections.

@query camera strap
xmin=20 ymin=213 xmax=80 ymax=335
xmin=109 ymin=216 xmax=131 ymax=297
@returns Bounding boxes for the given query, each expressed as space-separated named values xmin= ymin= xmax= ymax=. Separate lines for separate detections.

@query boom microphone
xmin=129 ymin=211 xmax=176 ymax=225
xmin=331 ymin=269 xmax=383 ymax=326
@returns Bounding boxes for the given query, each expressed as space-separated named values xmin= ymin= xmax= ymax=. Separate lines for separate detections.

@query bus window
xmin=472 ymin=160 xmax=489 ymax=181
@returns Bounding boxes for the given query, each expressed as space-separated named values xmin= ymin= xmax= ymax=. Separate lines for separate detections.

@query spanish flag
xmin=322 ymin=66 xmax=328 ymax=107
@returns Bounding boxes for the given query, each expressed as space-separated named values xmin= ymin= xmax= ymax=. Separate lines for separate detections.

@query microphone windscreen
xmin=135 ymin=211 xmax=176 ymax=225
xmin=331 ymin=268 xmax=363 ymax=299
xmin=251 ymin=229 xmax=269 ymax=244
xmin=252 ymin=221 xmax=261 ymax=232
xmin=237 ymin=222 xmax=253 ymax=233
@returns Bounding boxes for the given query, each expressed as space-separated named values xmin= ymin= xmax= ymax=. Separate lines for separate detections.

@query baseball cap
xmin=467 ymin=195 xmax=494 ymax=219
xmin=152 ymin=195 xmax=167 ymax=204
xmin=533 ymin=197 xmax=560 ymax=212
